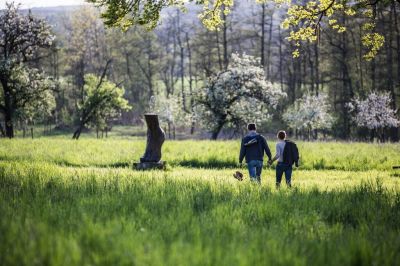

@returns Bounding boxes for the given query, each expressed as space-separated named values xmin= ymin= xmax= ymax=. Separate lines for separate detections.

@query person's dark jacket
xmin=283 ymin=140 xmax=299 ymax=166
xmin=239 ymin=132 xmax=272 ymax=163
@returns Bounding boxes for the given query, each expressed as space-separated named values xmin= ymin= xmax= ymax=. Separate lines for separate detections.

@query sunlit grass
xmin=1 ymin=139 xmax=399 ymax=170
xmin=1 ymin=138 xmax=400 ymax=265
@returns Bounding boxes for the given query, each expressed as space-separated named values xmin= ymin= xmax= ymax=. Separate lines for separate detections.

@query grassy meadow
xmin=1 ymin=134 xmax=400 ymax=265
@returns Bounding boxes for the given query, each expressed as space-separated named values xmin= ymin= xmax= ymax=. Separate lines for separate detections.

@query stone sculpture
xmin=134 ymin=114 xmax=166 ymax=170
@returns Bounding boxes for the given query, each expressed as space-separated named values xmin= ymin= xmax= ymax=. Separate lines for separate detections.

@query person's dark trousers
xmin=276 ymin=162 xmax=292 ymax=188
xmin=247 ymin=160 xmax=263 ymax=184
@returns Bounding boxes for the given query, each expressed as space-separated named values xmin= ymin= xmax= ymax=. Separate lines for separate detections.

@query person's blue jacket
xmin=239 ymin=132 xmax=272 ymax=163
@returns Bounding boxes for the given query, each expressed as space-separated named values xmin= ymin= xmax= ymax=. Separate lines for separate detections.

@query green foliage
xmin=0 ymin=138 xmax=400 ymax=265
xmin=87 ymin=0 xmax=185 ymax=30
xmin=78 ymin=74 xmax=131 ymax=131
xmin=281 ymin=0 xmax=386 ymax=59
xmin=86 ymin=0 xmax=388 ymax=59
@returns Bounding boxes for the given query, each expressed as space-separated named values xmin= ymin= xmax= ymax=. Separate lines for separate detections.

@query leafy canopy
xmin=86 ymin=0 xmax=388 ymax=59
xmin=78 ymin=74 xmax=131 ymax=130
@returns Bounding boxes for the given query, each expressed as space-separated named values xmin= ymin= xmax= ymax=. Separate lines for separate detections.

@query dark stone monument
xmin=134 ymin=114 xmax=166 ymax=170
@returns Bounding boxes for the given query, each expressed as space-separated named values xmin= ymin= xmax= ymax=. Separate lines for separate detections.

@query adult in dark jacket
xmin=269 ymin=130 xmax=299 ymax=188
xmin=239 ymin=123 xmax=272 ymax=183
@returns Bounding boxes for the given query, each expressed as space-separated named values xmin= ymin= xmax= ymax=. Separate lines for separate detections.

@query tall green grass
xmin=1 ymin=139 xmax=400 ymax=265
xmin=0 ymin=161 xmax=399 ymax=266
xmin=0 ymin=139 xmax=399 ymax=170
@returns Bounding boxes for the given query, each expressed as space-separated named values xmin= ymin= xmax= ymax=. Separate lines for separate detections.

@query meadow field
xmin=1 ymin=136 xmax=400 ymax=265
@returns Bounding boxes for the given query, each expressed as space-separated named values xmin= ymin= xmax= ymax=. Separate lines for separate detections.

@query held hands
xmin=267 ymin=159 xmax=273 ymax=166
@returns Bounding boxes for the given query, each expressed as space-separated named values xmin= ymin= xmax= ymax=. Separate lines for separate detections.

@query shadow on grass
xmin=52 ymin=160 xmax=131 ymax=169
xmin=175 ymin=159 xmax=238 ymax=169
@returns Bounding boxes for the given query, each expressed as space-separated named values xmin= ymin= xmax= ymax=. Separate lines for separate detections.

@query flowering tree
xmin=11 ymin=65 xmax=56 ymax=138
xmin=348 ymin=92 xmax=399 ymax=141
xmin=0 ymin=2 xmax=54 ymax=138
xmin=196 ymin=53 xmax=286 ymax=140
xmin=283 ymin=93 xmax=334 ymax=139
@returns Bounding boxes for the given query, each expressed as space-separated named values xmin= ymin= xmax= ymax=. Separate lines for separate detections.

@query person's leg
xmin=276 ymin=163 xmax=284 ymax=188
xmin=255 ymin=160 xmax=263 ymax=184
xmin=247 ymin=160 xmax=257 ymax=182
xmin=284 ymin=164 xmax=293 ymax=187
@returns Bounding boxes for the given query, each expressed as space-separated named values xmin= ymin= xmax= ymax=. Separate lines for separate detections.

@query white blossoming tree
xmin=0 ymin=2 xmax=55 ymax=138
xmin=196 ymin=53 xmax=286 ymax=140
xmin=283 ymin=93 xmax=334 ymax=139
xmin=348 ymin=92 xmax=399 ymax=142
xmin=11 ymin=65 xmax=56 ymax=138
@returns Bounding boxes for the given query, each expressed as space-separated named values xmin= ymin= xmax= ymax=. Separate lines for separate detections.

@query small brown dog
xmin=233 ymin=171 xmax=244 ymax=181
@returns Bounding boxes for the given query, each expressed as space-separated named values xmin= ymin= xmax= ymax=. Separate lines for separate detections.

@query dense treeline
xmin=0 ymin=1 xmax=399 ymax=140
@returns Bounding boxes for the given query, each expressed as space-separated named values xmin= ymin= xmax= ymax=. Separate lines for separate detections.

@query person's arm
xmin=293 ymin=144 xmax=299 ymax=167
xmin=239 ymin=139 xmax=245 ymax=164
xmin=262 ymin=136 xmax=272 ymax=161
xmin=270 ymin=143 xmax=280 ymax=163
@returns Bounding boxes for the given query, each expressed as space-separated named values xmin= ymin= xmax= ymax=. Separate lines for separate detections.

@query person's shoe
xmin=250 ymin=177 xmax=258 ymax=183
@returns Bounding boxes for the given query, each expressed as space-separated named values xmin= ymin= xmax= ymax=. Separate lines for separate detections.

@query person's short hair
xmin=247 ymin=123 xmax=256 ymax=131
xmin=277 ymin=130 xmax=286 ymax=140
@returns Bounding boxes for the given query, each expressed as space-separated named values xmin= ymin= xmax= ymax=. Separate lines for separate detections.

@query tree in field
xmin=72 ymin=72 xmax=131 ymax=139
xmin=348 ymin=92 xmax=399 ymax=141
xmin=11 ymin=66 xmax=56 ymax=138
xmin=283 ymin=93 xmax=334 ymax=139
xmin=0 ymin=2 xmax=54 ymax=138
xmin=196 ymin=53 xmax=286 ymax=139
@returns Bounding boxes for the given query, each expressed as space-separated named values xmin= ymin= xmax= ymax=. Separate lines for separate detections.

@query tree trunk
xmin=167 ymin=121 xmax=171 ymax=139
xmin=260 ymin=3 xmax=265 ymax=67
xmin=222 ymin=6 xmax=228 ymax=70
xmin=215 ymin=31 xmax=223 ymax=71
xmin=185 ymin=33 xmax=195 ymax=135
xmin=266 ymin=10 xmax=273 ymax=79
xmin=176 ymin=11 xmax=187 ymax=113
xmin=211 ymin=121 xmax=225 ymax=140
xmin=389 ymin=1 xmax=399 ymax=141
xmin=278 ymin=26 xmax=284 ymax=91
xmin=394 ymin=1 xmax=400 ymax=87
xmin=2 ymin=79 xmax=14 ymax=139
xmin=4 ymin=110 xmax=14 ymax=139
xmin=0 ymin=122 xmax=5 ymax=137
xmin=72 ymin=124 xmax=84 ymax=139
xmin=314 ymin=42 xmax=320 ymax=95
